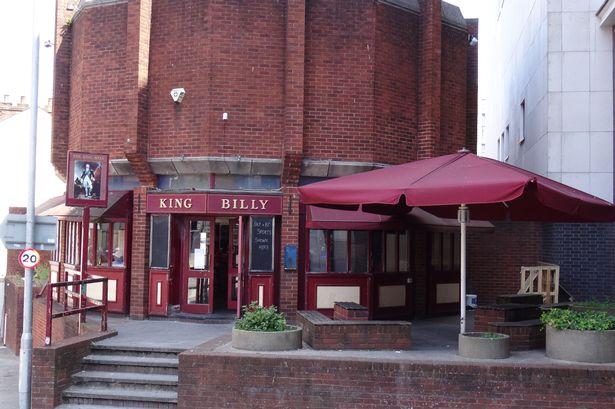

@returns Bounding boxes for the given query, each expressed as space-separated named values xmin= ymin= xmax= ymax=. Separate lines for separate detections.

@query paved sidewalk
xmin=0 ymin=347 xmax=19 ymax=409
xmin=96 ymin=316 xmax=234 ymax=350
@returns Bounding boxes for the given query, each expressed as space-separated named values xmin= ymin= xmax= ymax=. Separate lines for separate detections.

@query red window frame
xmin=88 ymin=219 xmax=129 ymax=269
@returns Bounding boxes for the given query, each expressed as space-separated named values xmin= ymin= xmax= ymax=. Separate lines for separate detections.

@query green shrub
xmin=575 ymin=299 xmax=615 ymax=309
xmin=234 ymin=302 xmax=287 ymax=332
xmin=541 ymin=308 xmax=615 ymax=331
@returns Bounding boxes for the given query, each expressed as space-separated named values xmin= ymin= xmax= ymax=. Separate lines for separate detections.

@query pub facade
xmin=44 ymin=0 xmax=486 ymax=320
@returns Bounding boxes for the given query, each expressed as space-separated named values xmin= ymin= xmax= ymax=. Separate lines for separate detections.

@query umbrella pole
xmin=458 ymin=204 xmax=469 ymax=334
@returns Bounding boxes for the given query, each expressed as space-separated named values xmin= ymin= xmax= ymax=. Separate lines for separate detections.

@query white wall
xmin=482 ymin=0 xmax=614 ymax=202
xmin=0 ymin=108 xmax=65 ymax=277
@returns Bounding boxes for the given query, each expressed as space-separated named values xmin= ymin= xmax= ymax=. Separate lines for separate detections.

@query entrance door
xmin=181 ymin=218 xmax=214 ymax=314
xmin=227 ymin=218 xmax=239 ymax=310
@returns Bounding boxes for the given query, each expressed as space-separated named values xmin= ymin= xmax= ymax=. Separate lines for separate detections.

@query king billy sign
xmin=146 ymin=193 xmax=282 ymax=215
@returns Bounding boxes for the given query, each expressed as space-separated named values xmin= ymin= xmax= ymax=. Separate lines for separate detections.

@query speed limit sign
xmin=18 ymin=248 xmax=41 ymax=269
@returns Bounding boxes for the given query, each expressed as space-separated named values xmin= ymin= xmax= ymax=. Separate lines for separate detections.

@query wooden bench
xmin=297 ymin=310 xmax=411 ymax=350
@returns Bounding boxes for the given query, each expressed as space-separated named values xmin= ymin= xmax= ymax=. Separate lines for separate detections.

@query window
xmin=189 ymin=220 xmax=211 ymax=270
xmin=89 ymin=221 xmax=128 ymax=268
xmin=504 ymin=125 xmax=509 ymax=161
xmin=308 ymin=229 xmax=409 ymax=274
xmin=330 ymin=231 xmax=348 ymax=272
xmin=429 ymin=232 xmax=461 ymax=272
xmin=309 ymin=230 xmax=327 ymax=272
xmin=64 ymin=221 xmax=81 ymax=266
xmin=150 ymin=215 xmax=170 ymax=268
xmin=519 ymin=100 xmax=526 ymax=144
xmin=214 ymin=175 xmax=281 ymax=191
xmin=350 ymin=231 xmax=368 ymax=273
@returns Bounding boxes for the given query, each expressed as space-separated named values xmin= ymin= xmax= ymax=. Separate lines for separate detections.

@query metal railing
xmin=45 ymin=277 xmax=108 ymax=346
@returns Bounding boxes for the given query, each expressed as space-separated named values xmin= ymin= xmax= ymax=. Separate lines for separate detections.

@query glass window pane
xmin=187 ymin=277 xmax=209 ymax=304
xmin=96 ymin=223 xmax=109 ymax=266
xmin=453 ymin=233 xmax=460 ymax=270
xmin=399 ymin=231 xmax=409 ymax=272
xmin=430 ymin=233 xmax=441 ymax=271
xmin=371 ymin=232 xmax=383 ymax=273
xmin=330 ymin=230 xmax=348 ymax=272
xmin=350 ymin=231 xmax=368 ymax=273
xmin=88 ymin=223 xmax=94 ymax=266
xmin=385 ymin=232 xmax=397 ymax=272
xmin=112 ymin=223 xmax=126 ymax=267
xmin=150 ymin=215 xmax=170 ymax=268
xmin=232 ymin=223 xmax=239 ymax=269
xmin=309 ymin=230 xmax=327 ymax=272
xmin=189 ymin=221 xmax=210 ymax=270
xmin=442 ymin=233 xmax=452 ymax=271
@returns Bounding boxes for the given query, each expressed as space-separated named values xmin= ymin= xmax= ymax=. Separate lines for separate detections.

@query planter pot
xmin=545 ymin=325 xmax=615 ymax=363
xmin=458 ymin=332 xmax=510 ymax=359
xmin=232 ymin=326 xmax=302 ymax=351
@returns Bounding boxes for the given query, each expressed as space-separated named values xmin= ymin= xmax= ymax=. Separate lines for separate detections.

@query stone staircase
xmin=55 ymin=343 xmax=180 ymax=408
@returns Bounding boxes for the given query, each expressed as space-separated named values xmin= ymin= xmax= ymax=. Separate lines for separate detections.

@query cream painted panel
xmin=316 ymin=286 xmax=360 ymax=309
xmin=378 ymin=285 xmax=406 ymax=308
xmin=436 ymin=283 xmax=460 ymax=304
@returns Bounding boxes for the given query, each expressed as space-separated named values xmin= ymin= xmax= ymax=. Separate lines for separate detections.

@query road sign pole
xmin=19 ymin=0 xmax=40 ymax=407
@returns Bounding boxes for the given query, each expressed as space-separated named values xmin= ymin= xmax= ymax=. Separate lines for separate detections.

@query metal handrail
xmin=45 ymin=277 xmax=108 ymax=345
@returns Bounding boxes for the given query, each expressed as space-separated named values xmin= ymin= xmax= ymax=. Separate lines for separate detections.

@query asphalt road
xmin=0 ymin=347 xmax=19 ymax=409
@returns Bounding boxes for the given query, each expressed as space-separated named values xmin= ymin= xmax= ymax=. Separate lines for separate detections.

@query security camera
xmin=468 ymin=35 xmax=478 ymax=47
xmin=170 ymin=88 xmax=185 ymax=103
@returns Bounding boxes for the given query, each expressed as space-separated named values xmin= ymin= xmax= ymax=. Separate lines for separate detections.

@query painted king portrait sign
xmin=65 ymin=151 xmax=110 ymax=208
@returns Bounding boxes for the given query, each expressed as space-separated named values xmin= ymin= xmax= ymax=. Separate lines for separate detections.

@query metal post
xmin=19 ymin=1 xmax=40 ymax=406
xmin=45 ymin=285 xmax=52 ymax=346
xmin=101 ymin=279 xmax=108 ymax=332
xmin=236 ymin=216 xmax=243 ymax=318
xmin=458 ymin=204 xmax=469 ymax=334
xmin=80 ymin=207 xmax=90 ymax=324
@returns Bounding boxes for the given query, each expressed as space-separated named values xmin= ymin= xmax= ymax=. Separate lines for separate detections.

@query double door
xmin=180 ymin=217 xmax=240 ymax=314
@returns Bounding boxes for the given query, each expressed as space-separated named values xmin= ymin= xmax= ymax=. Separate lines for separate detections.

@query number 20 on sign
xmin=19 ymin=248 xmax=41 ymax=269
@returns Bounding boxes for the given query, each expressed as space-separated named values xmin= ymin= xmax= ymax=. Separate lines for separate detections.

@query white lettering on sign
xmin=159 ymin=198 xmax=193 ymax=209
xmin=220 ymin=198 xmax=268 ymax=210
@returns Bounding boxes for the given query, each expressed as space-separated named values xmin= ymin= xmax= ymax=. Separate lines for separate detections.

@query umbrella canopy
xmin=298 ymin=151 xmax=615 ymax=222
xmin=298 ymin=151 xmax=615 ymax=335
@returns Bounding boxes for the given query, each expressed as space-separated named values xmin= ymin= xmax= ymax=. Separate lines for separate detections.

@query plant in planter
xmin=541 ymin=308 xmax=615 ymax=363
xmin=572 ymin=299 xmax=615 ymax=316
xmin=232 ymin=302 xmax=302 ymax=351
xmin=458 ymin=332 xmax=510 ymax=359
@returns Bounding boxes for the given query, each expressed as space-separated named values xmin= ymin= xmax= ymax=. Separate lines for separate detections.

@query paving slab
xmin=96 ymin=316 xmax=233 ymax=350
xmin=0 ymin=347 xmax=19 ymax=409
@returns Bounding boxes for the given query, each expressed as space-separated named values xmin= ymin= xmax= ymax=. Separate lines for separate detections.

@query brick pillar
xmin=279 ymin=0 xmax=306 ymax=320
xmin=129 ymin=187 xmax=150 ymax=319
xmin=51 ymin=0 xmax=77 ymax=179
xmin=466 ymin=18 xmax=478 ymax=153
xmin=125 ymin=0 xmax=156 ymax=187
xmin=417 ymin=0 xmax=442 ymax=160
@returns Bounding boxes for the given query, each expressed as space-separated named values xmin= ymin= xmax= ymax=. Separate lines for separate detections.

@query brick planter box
xmin=297 ymin=310 xmax=411 ymax=350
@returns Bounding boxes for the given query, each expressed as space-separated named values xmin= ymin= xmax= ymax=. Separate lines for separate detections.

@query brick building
xmin=42 ymin=0 xmax=533 ymax=322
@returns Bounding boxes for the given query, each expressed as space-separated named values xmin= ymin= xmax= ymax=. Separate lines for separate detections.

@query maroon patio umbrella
xmin=298 ymin=150 xmax=615 ymax=332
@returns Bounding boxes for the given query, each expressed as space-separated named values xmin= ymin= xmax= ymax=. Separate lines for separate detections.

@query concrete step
xmin=72 ymin=370 xmax=178 ymax=391
xmin=91 ymin=343 xmax=183 ymax=359
xmin=63 ymin=385 xmax=177 ymax=408
xmin=82 ymin=354 xmax=179 ymax=375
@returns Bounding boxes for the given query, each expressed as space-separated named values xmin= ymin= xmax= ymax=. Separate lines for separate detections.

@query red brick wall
xmin=303 ymin=0 xmax=375 ymax=162
xmin=68 ymin=3 xmax=128 ymax=159
xmin=31 ymin=331 xmax=116 ymax=409
xmin=32 ymin=297 xmax=81 ymax=348
xmin=129 ymin=187 xmax=150 ymax=319
xmin=468 ymin=222 xmax=543 ymax=305
xmin=148 ymin=0 xmax=286 ymax=159
xmin=374 ymin=4 xmax=419 ymax=165
xmin=178 ymin=340 xmax=615 ymax=409
xmin=3 ymin=277 xmax=24 ymax=355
